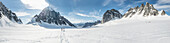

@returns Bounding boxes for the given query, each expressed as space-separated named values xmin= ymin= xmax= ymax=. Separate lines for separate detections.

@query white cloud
xmin=75 ymin=10 xmax=102 ymax=19
xmin=20 ymin=0 xmax=49 ymax=10
xmin=102 ymin=0 xmax=111 ymax=6
xmin=67 ymin=9 xmax=102 ymax=23
xmin=88 ymin=10 xmax=102 ymax=19
xmin=118 ymin=9 xmax=126 ymax=14
xmin=134 ymin=0 xmax=147 ymax=4
xmin=157 ymin=0 xmax=170 ymax=4
xmin=102 ymin=0 xmax=126 ymax=6
xmin=75 ymin=13 xmax=101 ymax=19
xmin=154 ymin=4 xmax=170 ymax=9
xmin=68 ymin=9 xmax=102 ymax=19
xmin=69 ymin=18 xmax=94 ymax=23
xmin=76 ymin=13 xmax=89 ymax=17
xmin=113 ymin=0 xmax=126 ymax=6
xmin=153 ymin=0 xmax=170 ymax=11
xmin=15 ymin=12 xmax=31 ymax=16
xmin=67 ymin=12 xmax=95 ymax=23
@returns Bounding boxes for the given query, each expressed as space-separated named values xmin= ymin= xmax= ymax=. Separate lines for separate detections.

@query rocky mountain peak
xmin=0 ymin=2 xmax=4 ymax=7
xmin=42 ymin=7 xmax=55 ymax=12
xmin=0 ymin=1 xmax=2 ymax=5
xmin=135 ymin=6 xmax=139 ymax=9
xmin=110 ymin=9 xmax=119 ymax=13
xmin=161 ymin=10 xmax=166 ymax=15
xmin=145 ymin=2 xmax=150 ymax=7
xmin=123 ymin=2 xmax=167 ymax=18
xmin=102 ymin=9 xmax=122 ymax=23
xmin=140 ymin=4 xmax=145 ymax=7
xmin=150 ymin=4 xmax=155 ymax=9
xmin=28 ymin=7 xmax=76 ymax=28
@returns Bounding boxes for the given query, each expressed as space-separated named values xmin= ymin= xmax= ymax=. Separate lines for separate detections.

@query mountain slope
xmin=27 ymin=7 xmax=76 ymax=28
xmin=0 ymin=16 xmax=170 ymax=43
xmin=0 ymin=2 xmax=22 ymax=26
xmin=123 ymin=2 xmax=168 ymax=18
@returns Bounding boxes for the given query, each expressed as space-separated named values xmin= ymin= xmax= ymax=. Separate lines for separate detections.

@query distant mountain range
xmin=0 ymin=1 xmax=168 ymax=28
xmin=101 ymin=2 xmax=167 ymax=24
xmin=123 ymin=2 xmax=167 ymax=18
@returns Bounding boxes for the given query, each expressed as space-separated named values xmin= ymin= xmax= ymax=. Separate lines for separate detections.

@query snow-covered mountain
xmin=76 ymin=9 xmax=122 ymax=28
xmin=1 ymin=1 xmax=170 ymax=43
xmin=27 ymin=7 xmax=76 ymax=28
xmin=102 ymin=9 xmax=122 ymax=23
xmin=123 ymin=2 xmax=168 ymax=18
xmin=0 ymin=2 xmax=22 ymax=26
xmin=80 ymin=9 xmax=122 ymax=28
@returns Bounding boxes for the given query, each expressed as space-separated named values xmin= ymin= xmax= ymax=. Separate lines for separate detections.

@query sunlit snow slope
xmin=0 ymin=16 xmax=170 ymax=43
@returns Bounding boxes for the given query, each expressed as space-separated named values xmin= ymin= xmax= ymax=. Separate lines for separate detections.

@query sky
xmin=0 ymin=0 xmax=170 ymax=24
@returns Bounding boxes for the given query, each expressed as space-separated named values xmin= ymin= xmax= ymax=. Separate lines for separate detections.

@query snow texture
xmin=0 ymin=16 xmax=170 ymax=43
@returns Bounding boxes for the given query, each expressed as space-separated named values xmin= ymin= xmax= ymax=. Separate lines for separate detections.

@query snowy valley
xmin=0 ymin=1 xmax=170 ymax=43
xmin=1 ymin=16 xmax=170 ymax=43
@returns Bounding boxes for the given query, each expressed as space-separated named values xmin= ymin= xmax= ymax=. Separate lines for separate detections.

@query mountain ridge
xmin=123 ymin=2 xmax=167 ymax=18
xmin=27 ymin=7 xmax=77 ymax=28
xmin=0 ymin=1 xmax=22 ymax=25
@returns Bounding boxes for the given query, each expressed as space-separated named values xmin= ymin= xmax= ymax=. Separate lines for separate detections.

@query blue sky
xmin=0 ymin=0 xmax=170 ymax=24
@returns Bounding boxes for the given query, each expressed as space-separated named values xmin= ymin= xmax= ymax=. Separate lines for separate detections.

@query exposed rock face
xmin=0 ymin=2 xmax=22 ymax=24
xmin=161 ymin=10 xmax=166 ymax=15
xmin=123 ymin=2 xmax=167 ymax=18
xmin=28 ymin=7 xmax=76 ymax=28
xmin=102 ymin=9 xmax=122 ymax=23
xmin=0 ymin=12 xmax=2 ymax=19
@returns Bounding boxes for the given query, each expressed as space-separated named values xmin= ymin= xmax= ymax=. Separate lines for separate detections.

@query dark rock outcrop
xmin=102 ymin=9 xmax=122 ymax=23
xmin=82 ymin=20 xmax=101 ymax=28
xmin=0 ymin=12 xmax=2 ymax=19
xmin=123 ymin=2 xmax=167 ymax=18
xmin=161 ymin=10 xmax=166 ymax=15
xmin=28 ymin=7 xmax=76 ymax=28
xmin=0 ymin=1 xmax=22 ymax=24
